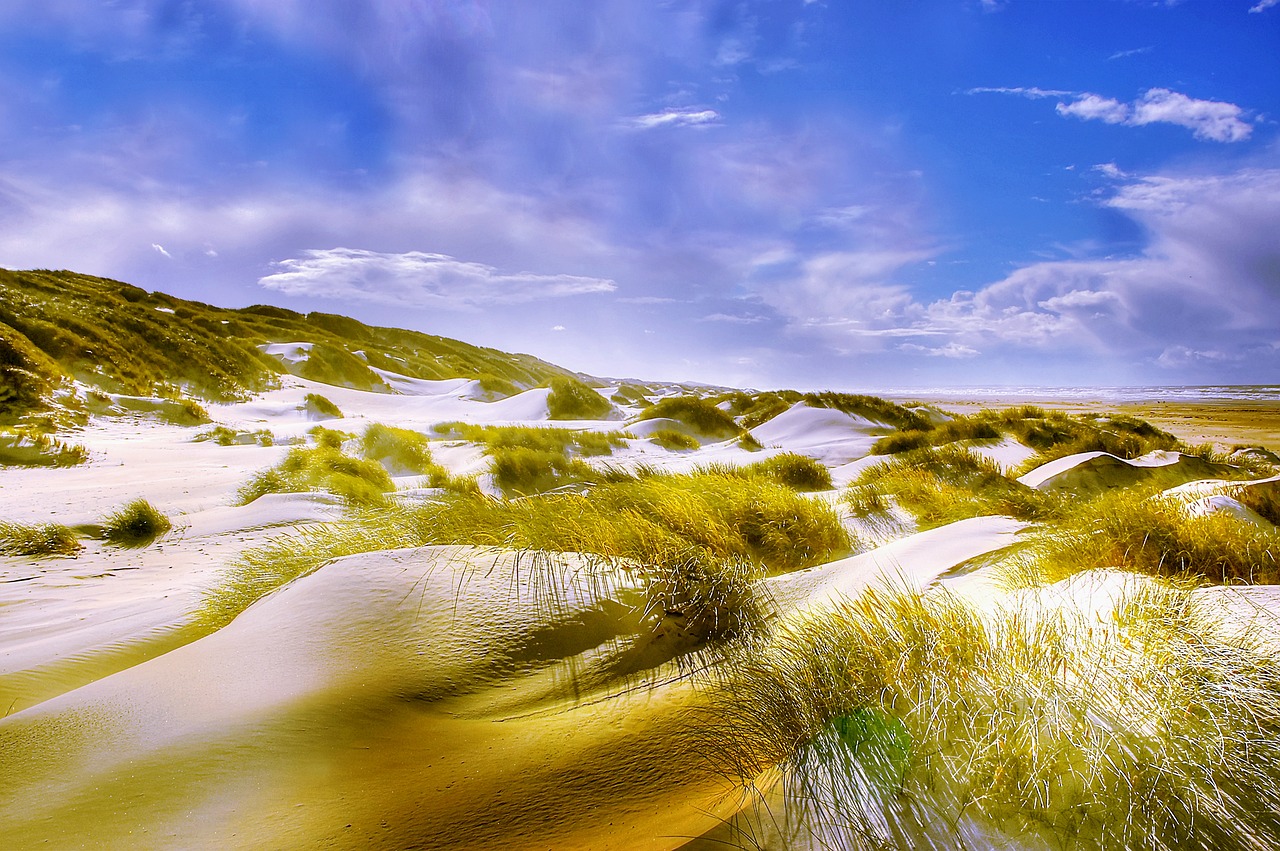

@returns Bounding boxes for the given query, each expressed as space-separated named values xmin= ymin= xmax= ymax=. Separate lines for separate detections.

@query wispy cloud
xmin=629 ymin=108 xmax=720 ymax=130
xmin=1056 ymin=94 xmax=1130 ymax=124
xmin=151 ymin=243 xmax=172 ymax=258
xmin=1108 ymin=46 xmax=1153 ymax=61
xmin=700 ymin=312 xmax=767 ymax=324
xmin=258 ymin=248 xmax=616 ymax=309
xmin=965 ymin=86 xmax=1073 ymax=99
xmin=1249 ymin=0 xmax=1279 ymax=12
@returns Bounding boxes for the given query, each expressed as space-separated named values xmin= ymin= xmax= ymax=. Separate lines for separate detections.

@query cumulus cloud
xmin=977 ymin=85 xmax=1253 ymax=142
xmin=1056 ymin=94 xmax=1130 ymax=124
xmin=1057 ymin=88 xmax=1252 ymax=142
xmin=258 ymin=248 xmax=616 ymax=309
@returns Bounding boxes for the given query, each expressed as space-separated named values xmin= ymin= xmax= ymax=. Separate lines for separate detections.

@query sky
xmin=0 ymin=0 xmax=1278 ymax=391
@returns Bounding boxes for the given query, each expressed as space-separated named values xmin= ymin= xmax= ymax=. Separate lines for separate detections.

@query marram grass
xmin=1010 ymin=488 xmax=1280 ymax=587
xmin=847 ymin=445 xmax=1059 ymax=529
xmin=0 ymin=520 xmax=82 ymax=556
xmin=100 ymin=498 xmax=172 ymax=547
xmin=707 ymin=577 xmax=1280 ymax=850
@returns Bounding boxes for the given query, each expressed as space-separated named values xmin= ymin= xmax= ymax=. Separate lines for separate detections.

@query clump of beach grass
xmin=1010 ymin=489 xmax=1280 ymax=587
xmin=205 ymin=466 xmax=853 ymax=643
xmin=847 ymin=445 xmax=1058 ymax=529
xmin=359 ymin=423 xmax=447 ymax=480
xmin=546 ymin=375 xmax=613 ymax=420
xmin=434 ymin=422 xmax=631 ymax=495
xmin=709 ymin=578 xmax=1280 ymax=850
xmin=100 ymin=498 xmax=172 ymax=547
xmin=650 ymin=428 xmax=699 ymax=451
xmin=302 ymin=392 xmax=343 ymax=419
xmin=0 ymin=520 xmax=82 ymax=556
xmin=745 ymin=452 xmax=833 ymax=491
xmin=237 ymin=444 xmax=393 ymax=506
xmin=635 ymin=396 xmax=743 ymax=440
xmin=0 ymin=428 xmax=88 ymax=467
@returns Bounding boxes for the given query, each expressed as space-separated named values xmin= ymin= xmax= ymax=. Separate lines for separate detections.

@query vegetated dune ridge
xmin=1 ymin=280 xmax=1278 ymax=848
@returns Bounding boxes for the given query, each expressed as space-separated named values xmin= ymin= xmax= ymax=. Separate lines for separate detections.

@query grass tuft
xmin=100 ymin=499 xmax=172 ymax=547
xmin=635 ymin=396 xmax=743 ymax=440
xmin=1012 ymin=489 xmax=1280 ymax=586
xmin=237 ymin=444 xmax=393 ymax=506
xmin=711 ymin=578 xmax=1280 ymax=849
xmin=848 ymin=445 xmax=1058 ymax=529
xmin=0 ymin=520 xmax=82 ymax=556
xmin=651 ymin=428 xmax=699 ymax=451
xmin=303 ymin=392 xmax=343 ymax=419
xmin=546 ymin=376 xmax=613 ymax=420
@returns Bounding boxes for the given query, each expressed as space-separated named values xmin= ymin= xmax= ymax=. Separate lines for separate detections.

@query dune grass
xmin=237 ymin=444 xmax=393 ymax=506
xmin=0 ymin=520 xmax=82 ymax=556
xmin=434 ymin=422 xmax=632 ymax=495
xmin=0 ymin=428 xmax=88 ymax=467
xmin=1010 ymin=489 xmax=1280 ymax=587
xmin=870 ymin=406 xmax=1182 ymax=465
xmin=711 ymin=577 xmax=1280 ymax=850
xmin=302 ymin=392 xmax=343 ymax=419
xmin=546 ymin=375 xmax=613 ymax=420
xmin=635 ymin=396 xmax=743 ymax=440
xmin=359 ymin=423 xmax=447 ymax=480
xmin=846 ymin=445 xmax=1059 ymax=529
xmin=205 ymin=466 xmax=854 ymax=639
xmin=197 ymin=426 xmax=275 ymax=446
xmin=650 ymin=428 xmax=700 ymax=451
xmin=100 ymin=499 xmax=172 ymax=547
xmin=1233 ymin=479 xmax=1280 ymax=525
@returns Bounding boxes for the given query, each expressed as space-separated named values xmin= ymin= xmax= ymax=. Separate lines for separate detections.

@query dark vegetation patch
xmin=100 ymin=499 xmax=172 ymax=548
xmin=0 ymin=268 xmax=578 ymax=421
xmin=0 ymin=520 xmax=82 ymax=557
xmin=635 ymin=396 xmax=743 ymax=440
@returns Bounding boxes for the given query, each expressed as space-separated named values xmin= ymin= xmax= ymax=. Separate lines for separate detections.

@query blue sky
xmin=1 ymin=1 xmax=1277 ymax=390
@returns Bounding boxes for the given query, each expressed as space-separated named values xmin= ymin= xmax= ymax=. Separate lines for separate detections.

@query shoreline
xmin=883 ymin=394 xmax=1280 ymax=451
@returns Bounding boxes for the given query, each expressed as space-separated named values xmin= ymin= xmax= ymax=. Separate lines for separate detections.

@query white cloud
xmin=1128 ymin=88 xmax=1252 ymax=142
xmin=1249 ymin=0 xmax=1279 ymax=12
xmin=966 ymin=86 xmax=1073 ymax=99
xmin=761 ymin=167 xmax=1280 ymax=376
xmin=700 ymin=312 xmax=767 ymax=324
xmin=629 ymin=108 xmax=720 ymax=130
xmin=1056 ymin=94 xmax=1130 ymax=125
xmin=980 ymin=86 xmax=1254 ymax=143
xmin=258 ymin=248 xmax=616 ymax=309
xmin=899 ymin=341 xmax=980 ymax=359
xmin=1057 ymin=88 xmax=1252 ymax=142
xmin=551 ymin=324 xmax=566 ymax=332
xmin=1108 ymin=46 xmax=1153 ymax=61
xmin=151 ymin=243 xmax=172 ymax=258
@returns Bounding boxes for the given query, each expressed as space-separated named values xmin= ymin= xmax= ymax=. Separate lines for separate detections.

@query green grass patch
xmin=713 ymin=578 xmax=1280 ymax=849
xmin=635 ymin=396 xmax=742 ymax=440
xmin=0 ymin=428 xmax=88 ymax=467
xmin=744 ymin=453 xmax=833 ymax=491
xmin=847 ymin=445 xmax=1059 ymax=529
xmin=100 ymin=499 xmax=172 ymax=547
xmin=303 ymin=392 xmax=343 ymax=419
xmin=650 ymin=428 xmax=700 ymax=451
xmin=359 ymin=423 xmax=446 ymax=479
xmin=546 ymin=376 xmax=613 ymax=420
xmin=1013 ymin=489 xmax=1280 ymax=586
xmin=237 ymin=444 xmax=394 ymax=506
xmin=433 ymin=422 xmax=631 ymax=496
xmin=206 ymin=466 xmax=854 ymax=641
xmin=0 ymin=520 xmax=82 ymax=556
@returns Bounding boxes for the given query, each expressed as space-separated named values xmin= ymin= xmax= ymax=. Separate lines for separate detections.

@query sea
xmin=878 ymin=385 xmax=1280 ymax=403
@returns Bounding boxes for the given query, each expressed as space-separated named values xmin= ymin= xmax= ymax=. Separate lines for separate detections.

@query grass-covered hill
xmin=0 ymin=268 xmax=582 ymax=422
